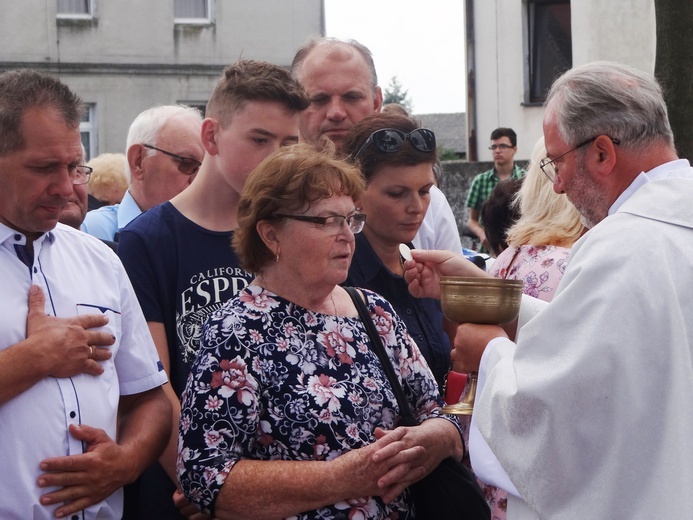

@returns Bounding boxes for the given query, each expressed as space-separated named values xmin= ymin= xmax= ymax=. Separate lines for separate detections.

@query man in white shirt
xmin=0 ymin=68 xmax=171 ymax=520
xmin=290 ymin=37 xmax=463 ymax=253
xmin=404 ymin=61 xmax=693 ymax=519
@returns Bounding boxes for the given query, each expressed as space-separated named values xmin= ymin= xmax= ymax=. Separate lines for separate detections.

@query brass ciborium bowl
xmin=440 ymin=276 xmax=523 ymax=325
xmin=440 ymin=277 xmax=523 ymax=415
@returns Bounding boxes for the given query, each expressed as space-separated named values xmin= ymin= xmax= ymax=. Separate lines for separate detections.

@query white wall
xmin=571 ymin=0 xmax=656 ymax=70
xmin=471 ymin=0 xmax=656 ymax=162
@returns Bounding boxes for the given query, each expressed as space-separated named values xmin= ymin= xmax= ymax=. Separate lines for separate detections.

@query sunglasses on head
xmin=352 ymin=128 xmax=436 ymax=160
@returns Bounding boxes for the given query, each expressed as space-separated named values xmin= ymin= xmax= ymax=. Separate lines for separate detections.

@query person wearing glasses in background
xmin=177 ymin=143 xmax=465 ymax=519
xmin=466 ymin=127 xmax=525 ymax=254
xmin=81 ymin=104 xmax=204 ymax=242
xmin=58 ymin=145 xmax=93 ymax=230
xmin=340 ymin=112 xmax=454 ymax=393
xmin=117 ymin=60 xmax=309 ymax=519
xmin=0 ymin=69 xmax=170 ymax=520
xmin=58 ymin=146 xmax=119 ymax=253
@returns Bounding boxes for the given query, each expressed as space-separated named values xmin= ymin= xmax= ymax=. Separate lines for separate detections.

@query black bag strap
xmin=345 ymin=287 xmax=418 ymax=426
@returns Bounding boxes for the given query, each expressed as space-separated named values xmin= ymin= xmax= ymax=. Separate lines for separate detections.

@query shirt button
xmin=405 ymin=308 xmax=413 ymax=315
xmin=14 ymin=234 xmax=21 ymax=241
xmin=33 ymin=267 xmax=38 ymax=273
xmin=69 ymin=411 xmax=76 ymax=419
xmin=72 ymin=515 xmax=79 ymax=520
xmin=418 ymin=335 xmax=425 ymax=342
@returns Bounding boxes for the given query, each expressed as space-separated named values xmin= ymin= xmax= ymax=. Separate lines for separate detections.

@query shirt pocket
xmin=75 ymin=303 xmax=122 ymax=381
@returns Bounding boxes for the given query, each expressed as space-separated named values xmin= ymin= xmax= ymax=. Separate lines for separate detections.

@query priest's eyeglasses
xmin=540 ymin=136 xmax=620 ymax=183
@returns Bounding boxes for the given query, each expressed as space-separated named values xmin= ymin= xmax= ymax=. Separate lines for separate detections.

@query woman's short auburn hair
xmin=233 ymin=143 xmax=365 ymax=274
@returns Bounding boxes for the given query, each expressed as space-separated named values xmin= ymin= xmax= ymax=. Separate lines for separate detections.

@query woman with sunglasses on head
xmin=341 ymin=112 xmax=455 ymax=392
xmin=177 ymin=143 xmax=466 ymax=519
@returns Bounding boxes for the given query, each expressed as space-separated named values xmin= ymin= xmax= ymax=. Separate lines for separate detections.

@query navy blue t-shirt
xmin=118 ymin=201 xmax=253 ymax=519
xmin=119 ymin=202 xmax=253 ymax=395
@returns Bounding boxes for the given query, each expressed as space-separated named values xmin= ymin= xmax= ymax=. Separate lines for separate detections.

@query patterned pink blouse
xmin=490 ymin=244 xmax=572 ymax=302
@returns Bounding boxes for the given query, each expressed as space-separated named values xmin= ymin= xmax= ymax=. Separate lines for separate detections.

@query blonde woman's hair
xmin=505 ymin=136 xmax=585 ymax=248
xmin=86 ymin=152 xmax=129 ymax=204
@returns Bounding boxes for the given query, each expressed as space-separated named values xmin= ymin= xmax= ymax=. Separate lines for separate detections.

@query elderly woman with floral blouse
xmin=177 ymin=144 xmax=464 ymax=520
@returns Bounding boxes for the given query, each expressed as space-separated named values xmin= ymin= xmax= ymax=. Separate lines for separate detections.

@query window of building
xmin=526 ymin=0 xmax=572 ymax=103
xmin=57 ymin=0 xmax=94 ymax=18
xmin=175 ymin=0 xmax=214 ymax=24
xmin=80 ymin=104 xmax=97 ymax=161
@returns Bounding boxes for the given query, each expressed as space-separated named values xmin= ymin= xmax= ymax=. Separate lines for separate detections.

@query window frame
xmin=56 ymin=0 xmax=95 ymax=20
xmin=174 ymin=0 xmax=215 ymax=25
xmin=524 ymin=0 xmax=572 ymax=104
xmin=80 ymin=103 xmax=97 ymax=161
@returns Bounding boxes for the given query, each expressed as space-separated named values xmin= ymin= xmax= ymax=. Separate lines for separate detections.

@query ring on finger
xmin=88 ymin=346 xmax=94 ymax=359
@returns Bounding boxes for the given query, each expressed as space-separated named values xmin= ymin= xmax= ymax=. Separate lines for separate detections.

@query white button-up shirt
xmin=0 ymin=222 xmax=167 ymax=520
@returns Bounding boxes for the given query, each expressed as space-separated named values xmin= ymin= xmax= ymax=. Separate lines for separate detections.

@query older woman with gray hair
xmin=177 ymin=144 xmax=465 ymax=519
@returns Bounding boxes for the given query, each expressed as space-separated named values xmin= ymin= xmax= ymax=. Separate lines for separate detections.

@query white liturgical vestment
xmin=470 ymin=160 xmax=693 ymax=519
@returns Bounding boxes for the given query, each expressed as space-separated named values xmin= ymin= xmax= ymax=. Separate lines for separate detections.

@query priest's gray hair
xmin=546 ymin=61 xmax=674 ymax=149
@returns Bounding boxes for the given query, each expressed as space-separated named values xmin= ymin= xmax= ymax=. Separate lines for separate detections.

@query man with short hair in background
xmin=290 ymin=36 xmax=463 ymax=254
xmin=82 ymin=104 xmax=204 ymax=241
xmin=466 ymin=127 xmax=525 ymax=253
xmin=0 ymin=68 xmax=170 ymax=520
xmin=58 ymin=146 xmax=91 ymax=230
xmin=58 ymin=147 xmax=119 ymax=252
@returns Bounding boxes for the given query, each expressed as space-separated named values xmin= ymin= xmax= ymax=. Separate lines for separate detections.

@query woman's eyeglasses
xmin=274 ymin=213 xmax=367 ymax=235
xmin=143 ymin=144 xmax=202 ymax=175
xmin=352 ymin=128 xmax=436 ymax=160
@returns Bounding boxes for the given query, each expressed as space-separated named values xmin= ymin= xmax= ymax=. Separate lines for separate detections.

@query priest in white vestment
xmin=404 ymin=61 xmax=693 ymax=520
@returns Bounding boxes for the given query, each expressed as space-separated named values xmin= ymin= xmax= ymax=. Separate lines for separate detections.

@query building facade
xmin=1 ymin=0 xmax=324 ymax=158
xmin=466 ymin=0 xmax=656 ymax=161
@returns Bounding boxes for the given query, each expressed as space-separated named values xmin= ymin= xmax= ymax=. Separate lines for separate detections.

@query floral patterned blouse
xmin=178 ymin=285 xmax=463 ymax=519
xmin=490 ymin=244 xmax=571 ymax=302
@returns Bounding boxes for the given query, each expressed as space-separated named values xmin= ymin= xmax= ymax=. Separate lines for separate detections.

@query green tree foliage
xmin=655 ymin=0 xmax=693 ymax=160
xmin=383 ymin=76 xmax=414 ymax=113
